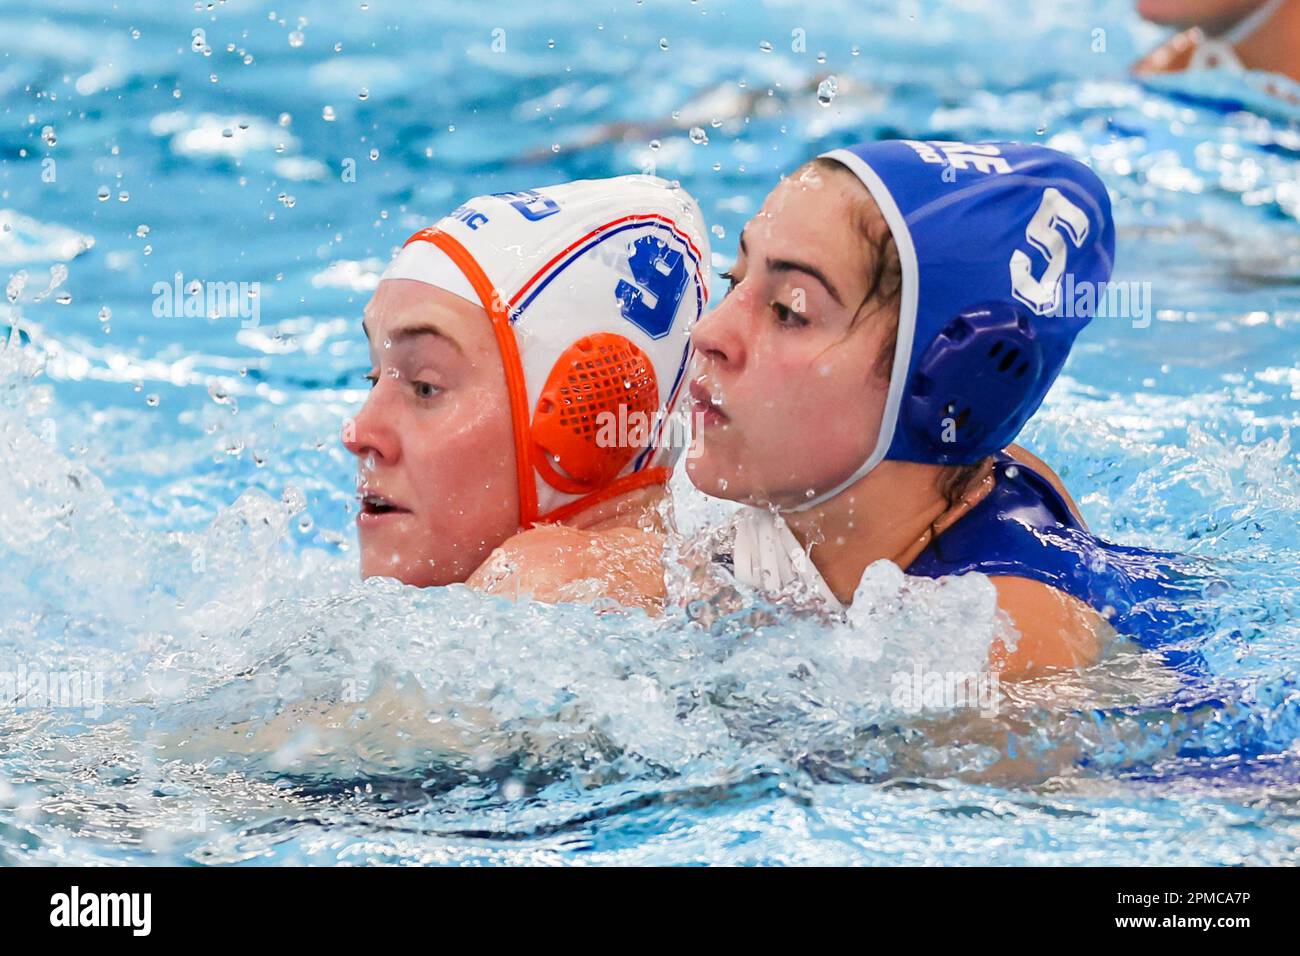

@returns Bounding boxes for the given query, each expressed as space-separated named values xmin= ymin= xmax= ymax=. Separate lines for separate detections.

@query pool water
xmin=2 ymin=0 xmax=1299 ymax=865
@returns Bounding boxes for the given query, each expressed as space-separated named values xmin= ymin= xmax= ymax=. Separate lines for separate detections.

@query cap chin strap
xmin=410 ymin=229 xmax=539 ymax=526
xmin=1189 ymin=0 xmax=1285 ymax=69
xmin=781 ymin=145 xmax=922 ymax=514
xmin=1219 ymin=0 xmax=1284 ymax=44
xmin=781 ymin=431 xmax=890 ymax=513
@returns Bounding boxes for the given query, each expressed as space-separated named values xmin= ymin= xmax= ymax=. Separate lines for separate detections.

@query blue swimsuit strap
xmin=906 ymin=451 xmax=1094 ymax=595
xmin=907 ymin=452 xmax=1207 ymax=657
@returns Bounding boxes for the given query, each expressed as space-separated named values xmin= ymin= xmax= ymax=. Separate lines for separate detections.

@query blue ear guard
xmin=788 ymin=140 xmax=1115 ymax=511
xmin=902 ymin=299 xmax=1073 ymax=463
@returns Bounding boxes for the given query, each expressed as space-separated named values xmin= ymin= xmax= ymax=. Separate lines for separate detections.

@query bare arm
xmin=988 ymin=575 xmax=1111 ymax=680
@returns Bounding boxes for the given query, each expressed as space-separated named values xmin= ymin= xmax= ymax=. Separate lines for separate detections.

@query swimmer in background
xmin=344 ymin=176 xmax=710 ymax=611
xmin=686 ymin=140 xmax=1196 ymax=681
xmin=1133 ymin=0 xmax=1300 ymax=84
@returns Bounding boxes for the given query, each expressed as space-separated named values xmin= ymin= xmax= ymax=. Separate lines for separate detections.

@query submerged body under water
xmin=2 ymin=0 xmax=1299 ymax=864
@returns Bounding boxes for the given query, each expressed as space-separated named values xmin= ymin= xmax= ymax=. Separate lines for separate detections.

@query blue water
xmin=2 ymin=0 xmax=1299 ymax=865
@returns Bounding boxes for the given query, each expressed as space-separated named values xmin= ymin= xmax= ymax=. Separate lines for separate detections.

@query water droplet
xmin=55 ymin=292 xmax=72 ymax=305
xmin=298 ymin=515 xmax=314 ymax=533
xmin=711 ymin=224 xmax=725 ymax=239
xmin=96 ymin=185 xmax=110 ymax=201
xmin=649 ymin=139 xmax=660 ymax=151
xmin=146 ymin=393 xmax=160 ymax=407
xmin=501 ymin=778 xmax=525 ymax=801
xmin=322 ymin=105 xmax=336 ymax=121
xmin=551 ymin=143 xmax=561 ymax=153
xmin=288 ymin=30 xmax=305 ymax=47
xmin=369 ymin=148 xmax=379 ymax=161
xmin=6 ymin=271 xmax=28 ymax=304
xmin=689 ymin=126 xmax=709 ymax=145
xmin=659 ymin=37 xmax=669 ymax=51
xmin=98 ymin=306 xmax=111 ymax=322
xmin=118 ymin=190 xmax=130 ymax=202
xmin=758 ymin=40 xmax=773 ymax=53
xmin=278 ymin=112 xmax=292 ymax=127
xmin=816 ymin=75 xmax=839 ymax=107
xmin=136 ymin=224 xmax=150 ymax=238
xmin=41 ymin=125 xmax=56 ymax=147
xmin=358 ymin=87 xmax=369 ymax=100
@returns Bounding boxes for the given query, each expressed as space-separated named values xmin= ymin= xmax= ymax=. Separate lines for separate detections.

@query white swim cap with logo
xmin=380 ymin=175 xmax=711 ymax=528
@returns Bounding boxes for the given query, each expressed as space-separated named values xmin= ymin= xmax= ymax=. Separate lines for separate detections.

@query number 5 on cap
xmin=1009 ymin=187 xmax=1089 ymax=316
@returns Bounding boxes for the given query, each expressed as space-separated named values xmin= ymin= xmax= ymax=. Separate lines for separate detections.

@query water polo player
xmin=687 ymin=140 xmax=1196 ymax=678
xmin=345 ymin=175 xmax=710 ymax=609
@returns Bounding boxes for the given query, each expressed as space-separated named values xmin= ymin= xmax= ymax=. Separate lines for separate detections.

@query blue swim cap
xmin=790 ymin=139 xmax=1115 ymax=511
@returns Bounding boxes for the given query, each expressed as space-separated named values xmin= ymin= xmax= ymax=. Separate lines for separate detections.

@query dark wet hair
xmin=801 ymin=157 xmax=903 ymax=377
xmin=801 ymin=156 xmax=989 ymax=509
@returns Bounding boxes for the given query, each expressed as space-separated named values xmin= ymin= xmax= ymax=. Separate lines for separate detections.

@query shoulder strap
xmin=907 ymin=453 xmax=1097 ymax=601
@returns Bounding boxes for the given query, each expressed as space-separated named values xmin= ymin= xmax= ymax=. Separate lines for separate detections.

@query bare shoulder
xmin=987 ymin=575 xmax=1112 ymax=680
xmin=467 ymin=525 xmax=666 ymax=611
xmin=466 ymin=525 xmax=599 ymax=595
xmin=1003 ymin=442 xmax=1087 ymax=528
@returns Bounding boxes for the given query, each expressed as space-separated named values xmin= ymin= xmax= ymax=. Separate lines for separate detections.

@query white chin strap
xmin=1218 ymin=0 xmax=1284 ymax=44
xmin=780 ymin=145 xmax=922 ymax=514
xmin=782 ymin=443 xmax=889 ymax=512
xmin=1189 ymin=0 xmax=1284 ymax=70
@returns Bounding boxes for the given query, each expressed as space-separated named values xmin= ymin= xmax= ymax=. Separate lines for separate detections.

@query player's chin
xmin=685 ymin=447 xmax=744 ymax=501
xmin=358 ymin=536 xmax=418 ymax=584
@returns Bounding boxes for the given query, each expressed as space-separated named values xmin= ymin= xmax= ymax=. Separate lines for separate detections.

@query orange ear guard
xmin=532 ymin=333 xmax=659 ymax=495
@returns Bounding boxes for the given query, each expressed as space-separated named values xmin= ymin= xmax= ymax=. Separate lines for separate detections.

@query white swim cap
xmin=380 ymin=175 xmax=711 ymax=527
